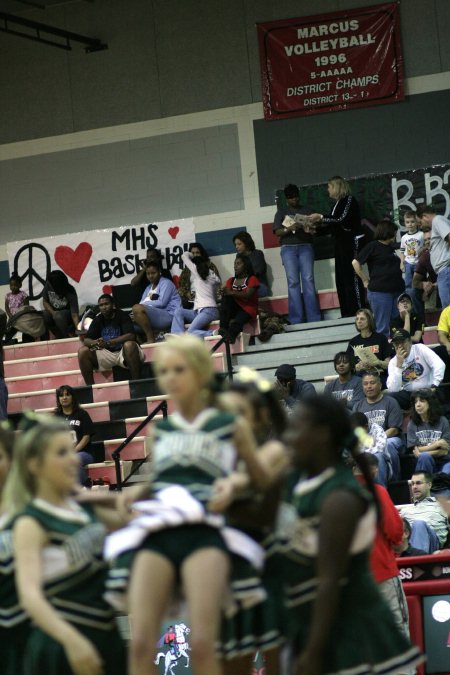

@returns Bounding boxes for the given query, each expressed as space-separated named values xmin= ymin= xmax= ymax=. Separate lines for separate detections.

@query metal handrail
xmin=110 ymin=335 xmax=234 ymax=489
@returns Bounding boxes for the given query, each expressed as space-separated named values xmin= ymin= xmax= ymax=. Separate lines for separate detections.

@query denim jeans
xmin=386 ymin=436 xmax=404 ymax=481
xmin=437 ymin=265 xmax=450 ymax=309
xmin=258 ymin=281 xmax=270 ymax=298
xmin=404 ymin=261 xmax=416 ymax=295
xmin=367 ymin=290 xmax=399 ymax=337
xmin=409 ymin=520 xmax=440 ymax=553
xmin=141 ymin=306 xmax=174 ymax=330
xmin=415 ymin=452 xmax=450 ymax=476
xmin=171 ymin=306 xmax=219 ymax=337
xmin=78 ymin=450 xmax=94 ymax=486
xmin=374 ymin=452 xmax=391 ymax=487
xmin=280 ymin=244 xmax=321 ymax=324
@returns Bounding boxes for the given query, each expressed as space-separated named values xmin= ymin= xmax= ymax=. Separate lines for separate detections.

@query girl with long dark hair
xmin=177 ymin=243 xmax=220 ymax=309
xmin=54 ymin=385 xmax=94 ymax=486
xmin=208 ymin=254 xmax=259 ymax=343
xmin=282 ymin=395 xmax=422 ymax=675
xmin=233 ymin=232 xmax=270 ymax=297
xmin=408 ymin=388 xmax=450 ymax=475
xmin=171 ymin=249 xmax=221 ymax=336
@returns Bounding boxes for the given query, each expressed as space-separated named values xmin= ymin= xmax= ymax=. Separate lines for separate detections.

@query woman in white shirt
xmin=171 ymin=251 xmax=221 ymax=336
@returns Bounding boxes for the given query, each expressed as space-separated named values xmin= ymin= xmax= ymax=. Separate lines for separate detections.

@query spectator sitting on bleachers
xmin=54 ymin=384 xmax=94 ymax=486
xmin=352 ymin=220 xmax=405 ymax=337
xmin=386 ymin=329 xmax=445 ymax=410
xmin=346 ymin=308 xmax=392 ymax=385
xmin=177 ymin=243 xmax=220 ymax=310
xmin=130 ymin=247 xmax=173 ymax=296
xmin=205 ymin=253 xmax=259 ymax=343
xmin=42 ymin=270 xmax=80 ymax=339
xmin=233 ymin=231 xmax=270 ymax=298
xmin=352 ymin=370 xmax=403 ymax=481
xmin=170 ymin=251 xmax=220 ymax=337
xmin=78 ymin=294 xmax=145 ymax=385
xmin=390 ymin=293 xmax=423 ymax=344
xmin=411 ymin=228 xmax=437 ymax=319
xmin=400 ymin=471 xmax=449 ymax=553
xmin=132 ymin=262 xmax=181 ymax=343
xmin=274 ymin=363 xmax=315 ymax=414
xmin=407 ymin=388 xmax=450 ymax=476
xmin=324 ymin=351 xmax=364 ymax=410
xmin=350 ymin=412 xmax=391 ymax=487
xmin=395 ymin=518 xmax=427 ymax=557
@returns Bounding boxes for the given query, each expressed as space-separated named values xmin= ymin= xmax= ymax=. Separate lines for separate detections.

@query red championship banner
xmin=257 ymin=2 xmax=404 ymax=120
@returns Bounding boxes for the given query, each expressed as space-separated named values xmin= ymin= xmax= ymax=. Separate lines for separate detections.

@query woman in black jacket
xmin=311 ymin=176 xmax=368 ymax=317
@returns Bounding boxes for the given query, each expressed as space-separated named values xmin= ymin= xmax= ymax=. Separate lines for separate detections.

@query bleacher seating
xmin=5 ymin=292 xmax=445 ymax=491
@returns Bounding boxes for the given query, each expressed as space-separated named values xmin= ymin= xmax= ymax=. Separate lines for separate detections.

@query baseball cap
xmin=391 ymin=329 xmax=411 ymax=342
xmin=275 ymin=364 xmax=296 ymax=380
xmin=397 ymin=293 xmax=412 ymax=304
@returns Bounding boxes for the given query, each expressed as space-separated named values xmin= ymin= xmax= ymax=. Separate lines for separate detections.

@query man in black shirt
xmin=78 ymin=294 xmax=145 ymax=385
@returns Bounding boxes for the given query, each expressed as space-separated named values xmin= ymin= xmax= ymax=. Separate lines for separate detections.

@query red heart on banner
xmin=168 ymin=227 xmax=179 ymax=240
xmin=54 ymin=243 xmax=93 ymax=283
xmin=102 ymin=285 xmax=113 ymax=295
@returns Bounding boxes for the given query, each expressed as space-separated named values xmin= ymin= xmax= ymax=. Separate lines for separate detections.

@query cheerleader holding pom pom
xmin=6 ymin=414 xmax=127 ymax=675
xmin=104 ymin=335 xmax=272 ymax=675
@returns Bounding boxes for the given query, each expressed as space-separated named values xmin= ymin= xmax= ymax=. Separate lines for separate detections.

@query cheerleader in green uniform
xmin=282 ymin=395 xmax=423 ymax=675
xmin=105 ymin=335 xmax=270 ymax=675
xmin=217 ymin=370 xmax=289 ymax=675
xmin=0 ymin=425 xmax=30 ymax=675
xmin=4 ymin=415 xmax=127 ymax=675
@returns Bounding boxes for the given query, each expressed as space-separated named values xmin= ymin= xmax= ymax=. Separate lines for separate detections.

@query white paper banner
xmin=7 ymin=218 xmax=195 ymax=308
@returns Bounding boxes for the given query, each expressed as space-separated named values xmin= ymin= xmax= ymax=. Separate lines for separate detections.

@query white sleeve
xmin=181 ymin=251 xmax=197 ymax=276
xmin=400 ymin=234 xmax=406 ymax=253
xmin=386 ymin=357 xmax=403 ymax=391
xmin=421 ymin=344 xmax=446 ymax=387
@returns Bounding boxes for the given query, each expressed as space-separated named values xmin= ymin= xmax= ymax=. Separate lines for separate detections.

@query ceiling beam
xmin=0 ymin=11 xmax=107 ymax=52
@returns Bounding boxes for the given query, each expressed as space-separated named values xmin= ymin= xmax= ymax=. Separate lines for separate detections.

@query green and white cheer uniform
xmin=17 ymin=498 xmax=126 ymax=675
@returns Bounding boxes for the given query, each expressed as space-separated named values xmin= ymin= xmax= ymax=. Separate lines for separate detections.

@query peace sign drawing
xmin=13 ymin=243 xmax=51 ymax=301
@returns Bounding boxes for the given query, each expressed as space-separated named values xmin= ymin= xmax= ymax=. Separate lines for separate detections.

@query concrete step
xmin=283 ymin=316 xmax=355 ymax=333
xmin=6 ymin=351 xmax=225 ymax=401
xmin=235 ymin=340 xmax=348 ymax=369
xmin=253 ymin=323 xmax=354 ymax=349
xmin=87 ymin=460 xmax=133 ymax=485
xmin=4 ymin=336 xmax=243 ymax=378
xmin=249 ymin=364 xmax=335 ymax=387
xmin=34 ymin=394 xmax=171 ymax=424
xmin=8 ymin=378 xmax=164 ymax=414
xmin=4 ymin=337 xmax=80 ymax=361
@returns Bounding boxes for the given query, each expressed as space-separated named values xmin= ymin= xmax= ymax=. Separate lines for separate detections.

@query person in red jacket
xmin=353 ymin=454 xmax=412 ymax=650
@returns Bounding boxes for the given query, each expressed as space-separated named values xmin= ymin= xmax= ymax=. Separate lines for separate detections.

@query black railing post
xmin=111 ymin=398 xmax=167 ymax=491
xmin=225 ymin=340 xmax=233 ymax=381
